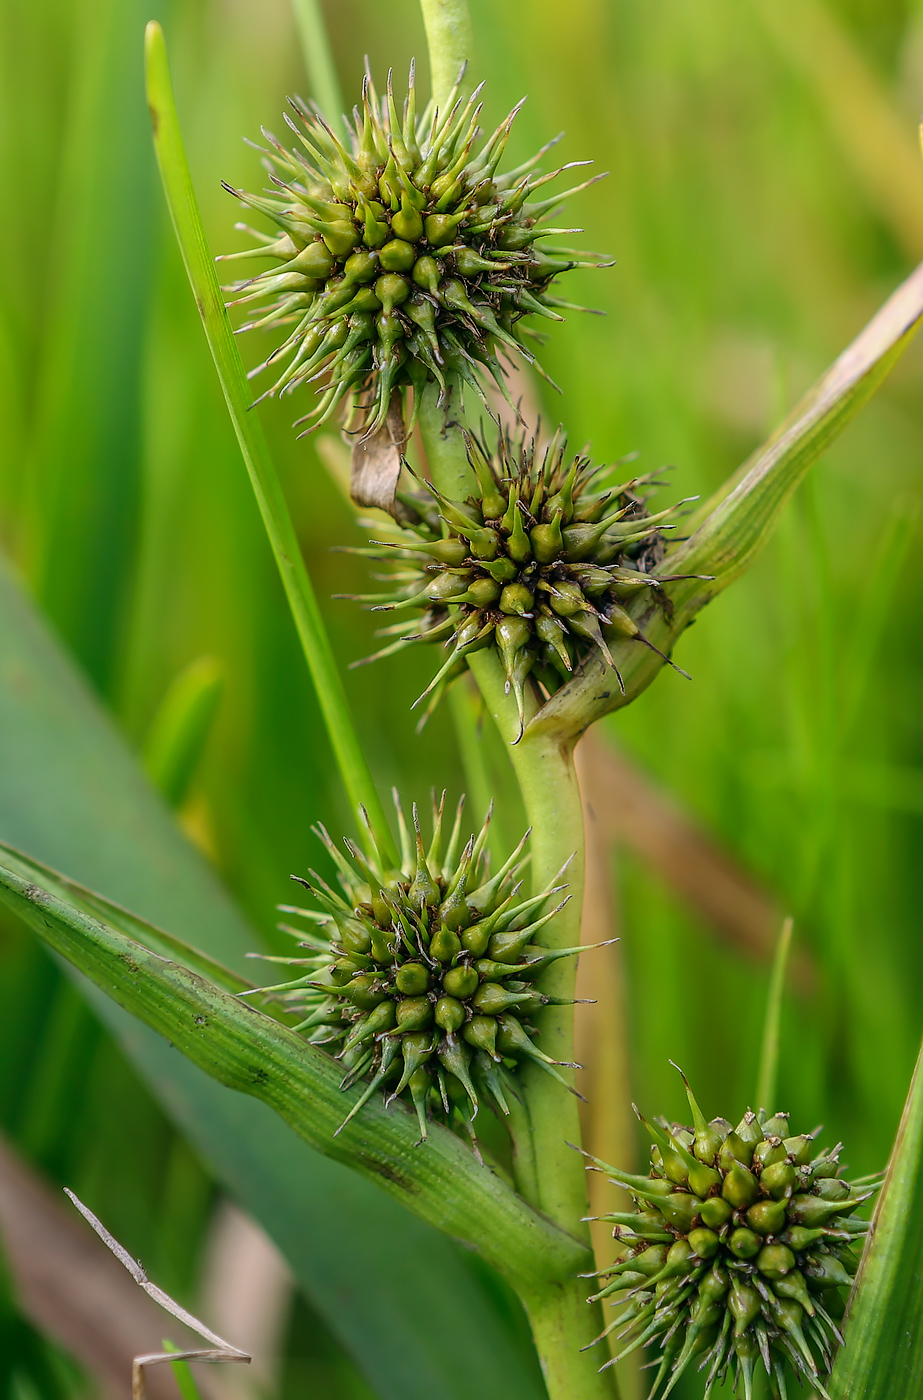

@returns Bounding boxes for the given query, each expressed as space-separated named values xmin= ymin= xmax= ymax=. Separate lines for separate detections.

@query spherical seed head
xmin=221 ymin=63 xmax=608 ymax=440
xmin=592 ymin=1093 xmax=876 ymax=1398
xmin=348 ymin=427 xmax=685 ymax=732
xmin=264 ymin=793 xmax=576 ymax=1140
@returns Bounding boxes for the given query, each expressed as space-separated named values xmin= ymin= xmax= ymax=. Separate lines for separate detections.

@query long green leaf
xmin=531 ymin=260 xmax=923 ymax=742
xmin=0 ymin=554 xmax=546 ymax=1400
xmin=142 ymin=656 xmax=224 ymax=808
xmin=21 ymin=0 xmax=159 ymax=694
xmin=0 ymin=849 xmax=582 ymax=1290
xmin=143 ymin=21 xmax=393 ymax=854
xmin=0 ymin=844 xmax=252 ymax=997
xmin=828 ymin=1032 xmax=923 ymax=1397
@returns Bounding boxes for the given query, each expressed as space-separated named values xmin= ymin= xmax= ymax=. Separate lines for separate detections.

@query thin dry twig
xmin=0 ymin=1135 xmax=196 ymax=1398
xmin=64 ymin=1190 xmax=250 ymax=1400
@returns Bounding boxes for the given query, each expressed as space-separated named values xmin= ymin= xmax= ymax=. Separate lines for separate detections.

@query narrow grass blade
xmin=20 ymin=0 xmax=155 ymax=695
xmin=143 ymin=22 xmax=393 ymax=855
xmin=755 ymin=917 xmax=793 ymax=1113
xmin=142 ymin=656 xmax=224 ymax=807
xmin=0 ymin=851 xmax=584 ymax=1293
xmin=830 ymin=1032 xmax=923 ymax=1398
xmin=290 ymin=0 xmax=343 ymax=118
xmin=532 ymin=260 xmax=923 ymax=742
xmin=164 ymin=1347 xmax=206 ymax=1400
xmin=749 ymin=0 xmax=923 ymax=262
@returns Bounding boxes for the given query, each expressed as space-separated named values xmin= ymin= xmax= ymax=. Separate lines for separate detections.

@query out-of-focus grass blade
xmin=755 ymin=917 xmax=793 ymax=1113
xmin=0 ymin=555 xmax=254 ymax=967
xmin=143 ymin=21 xmax=393 ymax=855
xmin=0 ymin=849 xmax=582 ymax=1291
xmin=748 ymin=0 xmax=923 ymax=262
xmin=533 ymin=260 xmax=923 ymax=741
xmin=830 ymin=1032 xmax=923 ymax=1398
xmin=290 ymin=0 xmax=343 ymax=117
xmin=142 ymin=655 xmax=224 ymax=807
xmin=0 ymin=554 xmax=546 ymax=1400
xmin=164 ymin=1343 xmax=205 ymax=1400
xmin=0 ymin=1229 xmax=81 ymax=1399
xmin=22 ymin=0 xmax=159 ymax=694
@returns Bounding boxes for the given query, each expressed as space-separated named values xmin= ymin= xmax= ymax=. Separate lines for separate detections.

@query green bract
xmin=586 ymin=1079 xmax=878 ymax=1400
xmin=252 ymin=794 xmax=585 ymax=1142
xmin=342 ymin=428 xmax=693 ymax=734
xmin=220 ymin=64 xmax=606 ymax=438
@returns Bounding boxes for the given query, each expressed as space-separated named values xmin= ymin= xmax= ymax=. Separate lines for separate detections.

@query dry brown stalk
xmin=576 ymin=731 xmax=813 ymax=990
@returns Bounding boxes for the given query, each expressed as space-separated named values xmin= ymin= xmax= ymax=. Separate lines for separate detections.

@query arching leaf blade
xmin=830 ymin=1033 xmax=923 ymax=1398
xmin=529 ymin=260 xmax=923 ymax=742
xmin=0 ymin=847 xmax=583 ymax=1291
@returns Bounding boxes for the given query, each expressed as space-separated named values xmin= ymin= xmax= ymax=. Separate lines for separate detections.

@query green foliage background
xmin=0 ymin=0 xmax=921 ymax=1393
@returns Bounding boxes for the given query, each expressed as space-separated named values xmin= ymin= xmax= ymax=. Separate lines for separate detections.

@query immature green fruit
xmin=220 ymin=63 xmax=608 ymax=440
xmin=255 ymin=792 xmax=581 ymax=1142
xmin=588 ymin=1081 xmax=875 ymax=1399
xmin=345 ymin=427 xmax=694 ymax=734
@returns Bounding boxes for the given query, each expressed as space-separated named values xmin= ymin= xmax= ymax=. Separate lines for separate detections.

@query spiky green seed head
xmin=220 ymin=63 xmax=607 ymax=440
xmin=587 ymin=1087 xmax=877 ymax=1400
xmin=343 ymin=428 xmax=693 ymax=735
xmin=263 ymin=793 xmax=582 ymax=1142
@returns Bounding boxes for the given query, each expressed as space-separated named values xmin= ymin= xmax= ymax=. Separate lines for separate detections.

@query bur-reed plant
xmin=1 ymin=1 xmax=922 ymax=1398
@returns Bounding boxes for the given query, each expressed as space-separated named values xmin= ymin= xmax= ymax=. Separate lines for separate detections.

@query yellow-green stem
xmin=522 ymin=1278 xmax=620 ymax=1400
xmin=290 ymin=0 xmax=343 ymax=119
xmin=419 ymin=391 xmax=618 ymax=1400
xmin=419 ymin=0 xmax=475 ymax=106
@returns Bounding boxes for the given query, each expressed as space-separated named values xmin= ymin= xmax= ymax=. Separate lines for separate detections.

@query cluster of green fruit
xmin=221 ymin=64 xmax=604 ymax=438
xmin=343 ymin=429 xmax=691 ymax=733
xmin=586 ymin=1078 xmax=875 ymax=1399
xmin=253 ymin=795 xmax=586 ymax=1140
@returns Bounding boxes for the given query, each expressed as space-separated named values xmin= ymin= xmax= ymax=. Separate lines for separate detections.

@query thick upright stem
xmin=417 ymin=378 xmax=476 ymax=498
xmin=419 ymin=395 xmax=619 ymax=1400
xmin=510 ymin=728 xmax=588 ymax=1223
xmin=468 ymin=650 xmax=619 ymax=1400
xmin=419 ymin=0 xmax=475 ymax=106
xmin=523 ymin=1278 xmax=619 ymax=1400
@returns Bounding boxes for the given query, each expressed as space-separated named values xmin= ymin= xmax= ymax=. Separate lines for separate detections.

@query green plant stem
xmin=419 ymin=0 xmax=474 ymax=106
xmin=419 ymin=390 xmax=587 ymax=1221
xmin=144 ymin=23 xmax=393 ymax=857
xmin=470 ymin=646 xmax=617 ymax=1400
xmin=418 ymin=377 xmax=477 ymax=498
xmin=521 ymin=1280 xmax=618 ymax=1400
xmin=290 ymin=0 xmax=343 ymax=118
xmin=418 ymin=394 xmax=617 ymax=1400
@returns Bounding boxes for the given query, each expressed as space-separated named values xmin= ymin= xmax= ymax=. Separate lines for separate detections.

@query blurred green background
xmin=0 ymin=0 xmax=921 ymax=1394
